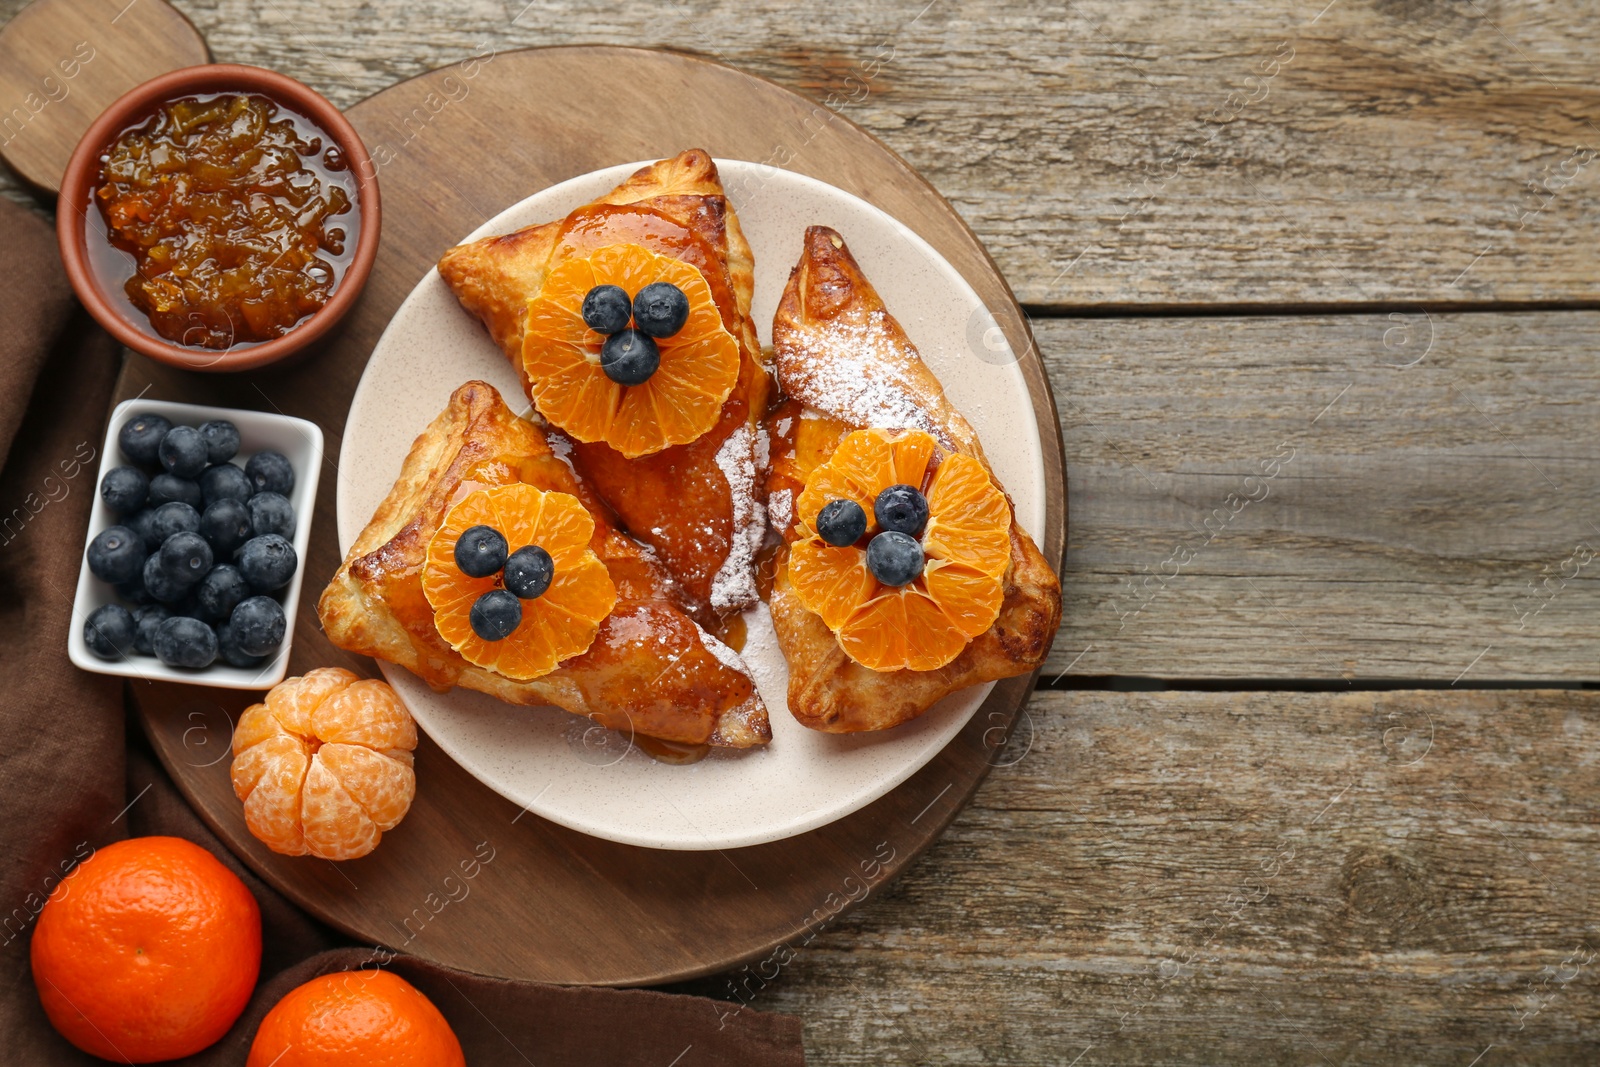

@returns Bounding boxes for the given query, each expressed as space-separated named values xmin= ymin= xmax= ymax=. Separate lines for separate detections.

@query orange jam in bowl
xmin=91 ymin=92 xmax=360 ymax=350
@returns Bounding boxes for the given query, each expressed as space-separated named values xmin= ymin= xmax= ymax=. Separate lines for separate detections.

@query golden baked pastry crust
xmin=317 ymin=381 xmax=769 ymax=748
xmin=436 ymin=149 xmax=767 ymax=620
xmin=767 ymin=227 xmax=1062 ymax=733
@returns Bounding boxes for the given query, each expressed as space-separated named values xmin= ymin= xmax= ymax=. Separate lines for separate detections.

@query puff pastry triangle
xmin=766 ymin=227 xmax=1061 ymax=733
xmin=318 ymin=380 xmax=770 ymax=748
xmin=437 ymin=149 xmax=768 ymax=622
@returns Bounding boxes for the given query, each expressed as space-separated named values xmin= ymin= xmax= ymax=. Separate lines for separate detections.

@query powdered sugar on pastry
xmin=696 ymin=624 xmax=747 ymax=674
xmin=778 ymin=311 xmax=957 ymax=447
xmin=767 ymin=487 xmax=793 ymax=535
xmin=709 ymin=423 xmax=766 ymax=612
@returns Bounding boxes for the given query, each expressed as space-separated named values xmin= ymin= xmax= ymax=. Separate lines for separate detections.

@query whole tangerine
xmin=246 ymin=968 xmax=466 ymax=1067
xmin=30 ymin=835 xmax=262 ymax=1063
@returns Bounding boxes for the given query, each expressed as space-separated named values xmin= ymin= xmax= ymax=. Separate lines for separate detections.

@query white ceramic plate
xmin=338 ymin=160 xmax=1044 ymax=850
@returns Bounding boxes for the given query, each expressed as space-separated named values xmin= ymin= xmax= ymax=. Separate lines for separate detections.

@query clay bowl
xmin=57 ymin=64 xmax=380 ymax=372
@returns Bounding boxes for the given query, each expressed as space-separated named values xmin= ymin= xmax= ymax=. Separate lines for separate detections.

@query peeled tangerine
xmin=231 ymin=669 xmax=417 ymax=860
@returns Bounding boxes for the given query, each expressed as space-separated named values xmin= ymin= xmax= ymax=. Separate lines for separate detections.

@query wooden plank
xmin=6 ymin=0 xmax=1600 ymax=307
xmin=670 ymin=689 xmax=1600 ymax=1064
xmin=0 ymin=0 xmax=209 ymax=192
xmin=1041 ymin=310 xmax=1600 ymax=681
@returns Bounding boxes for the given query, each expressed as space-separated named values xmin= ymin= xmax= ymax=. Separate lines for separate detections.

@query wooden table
xmin=5 ymin=1 xmax=1597 ymax=1061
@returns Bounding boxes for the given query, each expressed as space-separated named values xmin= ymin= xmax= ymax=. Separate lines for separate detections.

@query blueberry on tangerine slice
xmin=454 ymin=525 xmax=508 ymax=578
xmin=632 ymin=281 xmax=690 ymax=338
xmin=469 ymin=588 xmax=522 ymax=641
xmin=874 ymin=484 xmax=930 ymax=536
xmin=866 ymin=530 xmax=925 ymax=587
xmin=581 ymin=284 xmax=632 ymax=335
xmin=503 ymin=545 xmax=553 ymax=599
xmin=600 ymin=329 xmax=660 ymax=386
xmin=816 ymin=499 xmax=868 ymax=547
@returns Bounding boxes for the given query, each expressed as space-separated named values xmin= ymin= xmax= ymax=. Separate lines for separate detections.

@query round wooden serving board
xmin=120 ymin=45 xmax=1066 ymax=986
xmin=0 ymin=0 xmax=209 ymax=192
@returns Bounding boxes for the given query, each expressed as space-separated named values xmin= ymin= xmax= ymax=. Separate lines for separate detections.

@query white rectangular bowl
xmin=68 ymin=398 xmax=323 ymax=689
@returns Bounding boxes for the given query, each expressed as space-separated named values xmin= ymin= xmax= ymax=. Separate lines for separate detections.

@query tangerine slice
xmin=523 ymin=242 xmax=739 ymax=457
xmin=923 ymin=453 xmax=1012 ymax=577
xmin=422 ymin=484 xmax=617 ymax=680
xmin=787 ymin=428 xmax=1013 ymax=672
xmin=837 ymin=588 xmax=971 ymax=673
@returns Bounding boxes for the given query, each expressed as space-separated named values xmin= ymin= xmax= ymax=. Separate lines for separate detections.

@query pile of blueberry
xmin=816 ymin=484 xmax=931 ymax=587
xmin=82 ymin=413 xmax=300 ymax=670
xmin=454 ymin=524 xmax=554 ymax=641
xmin=579 ymin=280 xmax=690 ymax=386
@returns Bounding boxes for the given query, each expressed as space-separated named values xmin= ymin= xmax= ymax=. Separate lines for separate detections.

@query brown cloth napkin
xmin=0 ymin=198 xmax=805 ymax=1066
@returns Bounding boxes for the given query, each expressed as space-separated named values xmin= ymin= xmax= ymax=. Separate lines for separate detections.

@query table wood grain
xmin=3 ymin=0 xmax=1597 ymax=1061
xmin=672 ymin=689 xmax=1600 ymax=1065
xmin=1046 ymin=311 xmax=1600 ymax=682
xmin=7 ymin=0 xmax=1600 ymax=308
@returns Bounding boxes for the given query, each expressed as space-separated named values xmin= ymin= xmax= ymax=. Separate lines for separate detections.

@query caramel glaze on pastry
xmin=765 ymin=227 xmax=1061 ymax=733
xmin=437 ymin=150 xmax=768 ymax=623
xmin=318 ymin=381 xmax=770 ymax=748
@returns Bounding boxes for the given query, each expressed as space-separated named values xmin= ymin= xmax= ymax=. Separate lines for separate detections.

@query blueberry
xmin=599 ymin=329 xmax=660 ymax=386
xmin=100 ymin=466 xmax=149 ymax=514
xmin=581 ymin=284 xmax=632 ymax=335
xmin=236 ymin=534 xmax=297 ymax=592
xmin=453 ymin=524 xmax=507 ymax=578
xmin=816 ymin=498 xmax=868 ymax=547
xmin=248 ymin=491 xmax=296 ymax=539
xmin=83 ymin=604 xmax=137 ymax=660
xmin=874 ymin=484 xmax=930 ymax=537
xmin=632 ymin=281 xmax=690 ymax=338
xmin=197 ymin=420 xmax=241 ymax=464
xmin=158 ymin=425 xmax=209 ymax=478
xmin=199 ymin=499 xmax=253 ymax=559
xmin=215 ymin=622 xmax=267 ymax=668
xmin=142 ymin=553 xmax=190 ymax=603
xmin=158 ymin=531 xmax=213 ymax=586
xmin=118 ymin=413 xmax=171 ymax=466
xmin=200 ymin=463 xmax=252 ymax=506
xmin=133 ymin=605 xmax=170 ymax=655
xmin=152 ymin=616 xmax=217 ymax=669
xmin=503 ymin=545 xmax=553 ymax=599
xmin=127 ymin=508 xmax=162 ymax=551
xmin=195 ymin=563 xmax=249 ymax=621
xmin=245 ymin=450 xmax=295 ymax=496
xmin=469 ymin=588 xmax=522 ymax=641
xmin=115 ymin=577 xmax=153 ymax=606
xmin=229 ymin=595 xmax=286 ymax=656
xmin=86 ymin=525 xmax=147 ymax=585
xmin=150 ymin=501 xmax=201 ymax=544
xmin=148 ymin=473 xmax=203 ymax=510
xmin=865 ymin=530 xmax=925 ymax=586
